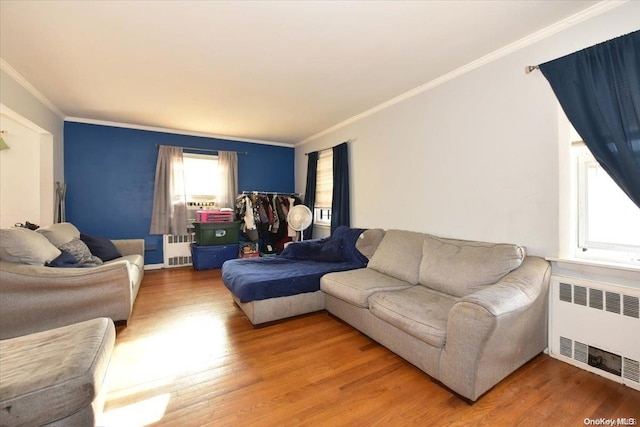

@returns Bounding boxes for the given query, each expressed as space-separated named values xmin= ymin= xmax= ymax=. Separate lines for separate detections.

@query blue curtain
xmin=331 ymin=142 xmax=350 ymax=233
xmin=303 ymin=151 xmax=318 ymax=240
xmin=539 ymin=30 xmax=640 ymax=209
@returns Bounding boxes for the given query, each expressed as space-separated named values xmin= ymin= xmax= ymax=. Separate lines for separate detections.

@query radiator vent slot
xmin=606 ymin=292 xmax=621 ymax=314
xmin=167 ymin=234 xmax=195 ymax=244
xmin=167 ymin=256 xmax=192 ymax=267
xmin=558 ymin=336 xmax=639 ymax=384
xmin=559 ymin=336 xmax=572 ymax=358
xmin=589 ymin=288 xmax=603 ymax=310
xmin=163 ymin=233 xmax=195 ymax=268
xmin=559 ymin=282 xmax=572 ymax=302
xmin=574 ymin=286 xmax=587 ymax=306
xmin=623 ymin=295 xmax=640 ymax=319
xmin=623 ymin=358 xmax=640 ymax=383
xmin=574 ymin=341 xmax=588 ymax=364
xmin=558 ymin=283 xmax=639 ymax=318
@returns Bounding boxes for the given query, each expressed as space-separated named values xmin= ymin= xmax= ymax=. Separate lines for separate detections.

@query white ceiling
xmin=1 ymin=0 xmax=605 ymax=145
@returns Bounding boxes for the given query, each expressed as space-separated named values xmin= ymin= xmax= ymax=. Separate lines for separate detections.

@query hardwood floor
xmin=100 ymin=267 xmax=640 ymax=426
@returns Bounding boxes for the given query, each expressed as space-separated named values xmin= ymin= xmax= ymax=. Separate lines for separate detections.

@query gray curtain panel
xmin=150 ymin=145 xmax=188 ymax=235
xmin=217 ymin=151 xmax=238 ymax=209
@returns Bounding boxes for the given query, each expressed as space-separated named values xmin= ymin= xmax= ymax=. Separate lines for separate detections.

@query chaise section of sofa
xmin=0 ymin=223 xmax=144 ymax=339
xmin=222 ymin=226 xmax=371 ymax=325
xmin=321 ymin=229 xmax=551 ymax=402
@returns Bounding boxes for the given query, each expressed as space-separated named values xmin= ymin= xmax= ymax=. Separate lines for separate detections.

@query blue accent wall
xmin=64 ymin=122 xmax=294 ymax=265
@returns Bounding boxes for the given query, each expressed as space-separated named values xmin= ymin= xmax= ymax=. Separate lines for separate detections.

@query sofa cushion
xmin=80 ymin=233 xmax=123 ymax=262
xmin=0 ymin=228 xmax=61 ymax=265
xmin=0 ymin=318 xmax=115 ymax=427
xmin=367 ymin=230 xmax=427 ymax=284
xmin=369 ymin=286 xmax=459 ymax=348
xmin=321 ymin=268 xmax=413 ymax=308
xmin=37 ymin=222 xmax=81 ymax=247
xmin=355 ymin=228 xmax=385 ymax=260
xmin=419 ymin=235 xmax=525 ymax=298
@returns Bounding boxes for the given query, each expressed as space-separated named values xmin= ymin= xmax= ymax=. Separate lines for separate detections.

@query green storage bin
xmin=193 ymin=221 xmax=240 ymax=246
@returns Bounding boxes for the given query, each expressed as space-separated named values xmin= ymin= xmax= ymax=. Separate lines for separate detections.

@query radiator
xmin=162 ymin=233 xmax=195 ymax=268
xmin=549 ymin=274 xmax=640 ymax=390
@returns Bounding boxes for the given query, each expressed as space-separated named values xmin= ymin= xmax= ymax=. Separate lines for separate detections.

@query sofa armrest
xmin=0 ymin=261 xmax=135 ymax=339
xmin=112 ymin=239 xmax=145 ymax=257
xmin=459 ymin=256 xmax=550 ymax=317
xmin=439 ymin=256 xmax=551 ymax=401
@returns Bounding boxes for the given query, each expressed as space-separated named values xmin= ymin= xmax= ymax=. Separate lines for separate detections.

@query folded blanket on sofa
xmin=222 ymin=226 xmax=368 ymax=303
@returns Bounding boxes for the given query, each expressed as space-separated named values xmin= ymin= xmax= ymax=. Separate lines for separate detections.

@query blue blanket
xmin=222 ymin=226 xmax=368 ymax=303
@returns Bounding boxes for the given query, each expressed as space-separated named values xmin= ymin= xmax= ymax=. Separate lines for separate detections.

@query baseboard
xmin=144 ymin=264 xmax=163 ymax=271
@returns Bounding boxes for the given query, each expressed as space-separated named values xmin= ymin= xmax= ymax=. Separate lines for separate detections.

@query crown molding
xmin=296 ymin=0 xmax=628 ymax=146
xmin=64 ymin=117 xmax=295 ymax=148
xmin=0 ymin=103 xmax=50 ymax=134
xmin=0 ymin=58 xmax=66 ymax=119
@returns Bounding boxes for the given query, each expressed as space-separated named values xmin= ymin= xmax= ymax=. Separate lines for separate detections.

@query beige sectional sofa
xmin=0 ymin=223 xmax=144 ymax=339
xmin=321 ymin=229 xmax=551 ymax=402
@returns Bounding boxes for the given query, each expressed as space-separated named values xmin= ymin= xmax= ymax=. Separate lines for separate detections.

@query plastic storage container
xmin=193 ymin=221 xmax=240 ymax=246
xmin=190 ymin=244 xmax=238 ymax=270
xmin=195 ymin=210 xmax=234 ymax=223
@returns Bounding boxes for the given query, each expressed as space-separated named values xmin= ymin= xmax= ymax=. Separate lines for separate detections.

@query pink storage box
xmin=196 ymin=210 xmax=234 ymax=223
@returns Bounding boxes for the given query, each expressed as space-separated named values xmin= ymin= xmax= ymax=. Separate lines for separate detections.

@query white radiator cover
xmin=549 ymin=274 xmax=640 ymax=391
xmin=162 ymin=233 xmax=195 ymax=268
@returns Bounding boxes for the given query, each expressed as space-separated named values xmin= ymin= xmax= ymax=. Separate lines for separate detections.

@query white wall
xmin=0 ymin=114 xmax=43 ymax=227
xmin=295 ymin=2 xmax=640 ymax=257
xmin=0 ymin=69 xmax=64 ymax=226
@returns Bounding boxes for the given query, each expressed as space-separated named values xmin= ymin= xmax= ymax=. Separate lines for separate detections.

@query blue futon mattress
xmin=222 ymin=226 xmax=368 ymax=303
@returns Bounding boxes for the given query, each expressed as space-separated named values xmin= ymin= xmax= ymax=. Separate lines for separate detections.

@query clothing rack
xmin=155 ymin=143 xmax=247 ymax=155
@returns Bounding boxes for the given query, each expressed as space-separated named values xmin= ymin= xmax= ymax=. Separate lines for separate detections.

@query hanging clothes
xmin=235 ymin=194 xmax=258 ymax=242
xmin=271 ymin=196 xmax=280 ymax=234
xmin=235 ymin=192 xmax=303 ymax=250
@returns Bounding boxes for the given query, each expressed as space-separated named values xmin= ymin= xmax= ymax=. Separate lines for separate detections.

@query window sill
xmin=546 ymin=257 xmax=640 ymax=289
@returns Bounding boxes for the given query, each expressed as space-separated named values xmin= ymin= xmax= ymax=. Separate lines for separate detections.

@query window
xmin=573 ymin=143 xmax=640 ymax=264
xmin=314 ymin=150 xmax=333 ymax=226
xmin=182 ymin=153 xmax=219 ymax=204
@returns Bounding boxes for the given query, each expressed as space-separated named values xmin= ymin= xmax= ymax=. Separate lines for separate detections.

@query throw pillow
xmin=310 ymin=238 xmax=345 ymax=262
xmin=0 ymin=228 xmax=61 ymax=265
xmin=36 ymin=222 xmax=81 ymax=246
xmin=45 ymin=251 xmax=83 ymax=268
xmin=58 ymin=239 xmax=103 ymax=266
xmin=80 ymin=233 xmax=122 ymax=261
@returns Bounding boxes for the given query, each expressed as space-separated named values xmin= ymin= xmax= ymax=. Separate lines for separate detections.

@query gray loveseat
xmin=321 ymin=229 xmax=551 ymax=402
xmin=0 ymin=223 xmax=144 ymax=339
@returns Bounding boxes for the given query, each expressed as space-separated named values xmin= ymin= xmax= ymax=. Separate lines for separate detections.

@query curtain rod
xmin=525 ymin=65 xmax=540 ymax=74
xmin=304 ymin=138 xmax=356 ymax=156
xmin=155 ymin=143 xmax=247 ymax=155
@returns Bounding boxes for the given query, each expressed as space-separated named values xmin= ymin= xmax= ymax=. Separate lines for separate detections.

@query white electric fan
xmin=287 ymin=205 xmax=313 ymax=241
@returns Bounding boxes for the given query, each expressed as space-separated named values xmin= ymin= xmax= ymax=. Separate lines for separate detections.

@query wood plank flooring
xmin=100 ymin=267 xmax=640 ymax=426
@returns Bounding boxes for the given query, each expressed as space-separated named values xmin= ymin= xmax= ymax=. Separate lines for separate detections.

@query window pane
xmin=315 ymin=150 xmax=333 ymax=208
xmin=585 ymin=161 xmax=640 ymax=247
xmin=183 ymin=154 xmax=218 ymax=197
